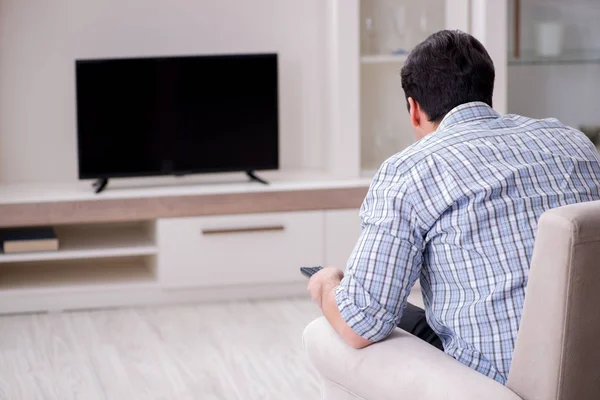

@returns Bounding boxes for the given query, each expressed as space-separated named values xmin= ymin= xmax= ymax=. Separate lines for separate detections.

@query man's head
xmin=401 ymin=30 xmax=495 ymax=139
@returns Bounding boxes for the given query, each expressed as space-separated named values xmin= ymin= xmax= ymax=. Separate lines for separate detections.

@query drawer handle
xmin=201 ymin=225 xmax=285 ymax=236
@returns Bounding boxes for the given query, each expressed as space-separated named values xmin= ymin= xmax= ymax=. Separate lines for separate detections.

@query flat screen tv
xmin=75 ymin=53 xmax=278 ymax=186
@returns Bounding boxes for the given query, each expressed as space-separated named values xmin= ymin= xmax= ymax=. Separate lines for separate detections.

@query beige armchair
xmin=304 ymin=200 xmax=600 ymax=400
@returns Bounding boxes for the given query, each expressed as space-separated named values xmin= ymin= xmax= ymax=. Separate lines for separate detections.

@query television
xmin=75 ymin=53 xmax=279 ymax=185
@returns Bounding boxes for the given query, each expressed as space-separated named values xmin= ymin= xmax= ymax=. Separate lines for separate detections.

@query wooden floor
xmin=0 ymin=298 xmax=322 ymax=400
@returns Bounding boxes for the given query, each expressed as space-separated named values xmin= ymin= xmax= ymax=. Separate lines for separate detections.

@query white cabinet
xmin=157 ymin=211 xmax=324 ymax=288
xmin=324 ymin=209 xmax=361 ymax=269
xmin=157 ymin=209 xmax=365 ymax=288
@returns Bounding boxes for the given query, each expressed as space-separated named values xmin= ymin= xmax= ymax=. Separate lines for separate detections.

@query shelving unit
xmin=0 ymin=183 xmax=369 ymax=313
xmin=0 ymin=257 xmax=156 ymax=293
xmin=505 ymin=0 xmax=600 ymax=134
xmin=0 ymin=221 xmax=158 ymax=296
xmin=0 ymin=222 xmax=157 ymax=263
xmin=325 ymin=0 xmax=471 ymax=178
xmin=358 ymin=0 xmax=447 ymax=173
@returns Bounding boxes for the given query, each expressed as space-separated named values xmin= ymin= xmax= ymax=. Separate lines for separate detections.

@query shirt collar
xmin=437 ymin=102 xmax=500 ymax=131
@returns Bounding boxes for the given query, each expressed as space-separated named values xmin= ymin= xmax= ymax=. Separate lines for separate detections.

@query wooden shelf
xmin=361 ymin=54 xmax=408 ymax=65
xmin=0 ymin=224 xmax=157 ymax=263
xmin=0 ymin=258 xmax=156 ymax=293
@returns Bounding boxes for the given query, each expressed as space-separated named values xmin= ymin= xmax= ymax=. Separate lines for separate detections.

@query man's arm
xmin=307 ymin=267 xmax=373 ymax=349
xmin=307 ymin=161 xmax=426 ymax=348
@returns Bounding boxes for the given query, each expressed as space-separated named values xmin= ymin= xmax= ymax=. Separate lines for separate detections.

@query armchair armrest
xmin=303 ymin=317 xmax=521 ymax=400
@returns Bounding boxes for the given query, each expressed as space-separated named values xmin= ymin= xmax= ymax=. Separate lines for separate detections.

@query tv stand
xmin=92 ymin=178 xmax=109 ymax=194
xmin=246 ymin=171 xmax=269 ymax=185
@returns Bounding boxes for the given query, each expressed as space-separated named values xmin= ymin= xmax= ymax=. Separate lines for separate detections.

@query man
xmin=307 ymin=30 xmax=600 ymax=384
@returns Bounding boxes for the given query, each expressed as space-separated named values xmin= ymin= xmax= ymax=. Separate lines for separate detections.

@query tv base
xmin=92 ymin=178 xmax=109 ymax=194
xmin=246 ymin=171 xmax=269 ymax=185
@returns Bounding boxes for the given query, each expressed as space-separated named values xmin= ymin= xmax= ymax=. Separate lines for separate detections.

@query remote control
xmin=300 ymin=266 xmax=323 ymax=278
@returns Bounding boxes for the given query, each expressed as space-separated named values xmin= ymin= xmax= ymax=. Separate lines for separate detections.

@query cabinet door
xmin=157 ymin=211 xmax=324 ymax=288
xmin=324 ymin=209 xmax=361 ymax=269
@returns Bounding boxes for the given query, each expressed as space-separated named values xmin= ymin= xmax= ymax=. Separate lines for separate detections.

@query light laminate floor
xmin=0 ymin=298 xmax=322 ymax=400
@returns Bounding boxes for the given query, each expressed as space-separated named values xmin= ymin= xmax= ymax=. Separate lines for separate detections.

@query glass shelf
xmin=361 ymin=54 xmax=408 ymax=64
xmin=508 ymin=50 xmax=600 ymax=66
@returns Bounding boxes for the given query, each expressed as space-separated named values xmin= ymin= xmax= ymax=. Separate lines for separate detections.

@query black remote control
xmin=300 ymin=266 xmax=323 ymax=278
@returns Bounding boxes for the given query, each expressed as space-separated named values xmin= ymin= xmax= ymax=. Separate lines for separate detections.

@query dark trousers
xmin=398 ymin=303 xmax=443 ymax=351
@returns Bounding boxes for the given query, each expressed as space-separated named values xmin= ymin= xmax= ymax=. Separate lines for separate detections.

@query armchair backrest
xmin=507 ymin=200 xmax=600 ymax=400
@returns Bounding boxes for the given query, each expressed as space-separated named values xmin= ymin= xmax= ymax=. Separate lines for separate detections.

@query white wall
xmin=0 ymin=0 xmax=328 ymax=184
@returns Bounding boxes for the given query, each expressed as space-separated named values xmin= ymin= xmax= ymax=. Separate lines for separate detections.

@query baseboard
xmin=0 ymin=281 xmax=308 ymax=314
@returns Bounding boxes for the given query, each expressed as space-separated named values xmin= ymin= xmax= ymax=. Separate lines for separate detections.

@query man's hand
xmin=307 ymin=267 xmax=344 ymax=307
xmin=307 ymin=266 xmax=373 ymax=349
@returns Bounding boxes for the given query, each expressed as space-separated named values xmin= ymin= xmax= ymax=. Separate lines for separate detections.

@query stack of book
xmin=0 ymin=227 xmax=59 ymax=254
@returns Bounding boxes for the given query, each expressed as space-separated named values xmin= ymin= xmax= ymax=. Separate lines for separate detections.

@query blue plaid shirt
xmin=336 ymin=102 xmax=600 ymax=383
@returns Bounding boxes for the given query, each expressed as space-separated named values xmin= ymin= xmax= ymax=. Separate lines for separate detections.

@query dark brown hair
xmin=401 ymin=30 xmax=495 ymax=123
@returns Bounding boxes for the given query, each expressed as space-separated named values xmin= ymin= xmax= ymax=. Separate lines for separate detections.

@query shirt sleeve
xmin=335 ymin=161 xmax=426 ymax=342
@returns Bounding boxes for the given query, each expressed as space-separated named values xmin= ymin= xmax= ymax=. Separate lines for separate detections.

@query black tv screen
xmin=75 ymin=53 xmax=278 ymax=179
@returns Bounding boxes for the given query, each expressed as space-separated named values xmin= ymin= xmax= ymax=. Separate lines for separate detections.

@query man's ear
xmin=408 ymin=97 xmax=420 ymax=129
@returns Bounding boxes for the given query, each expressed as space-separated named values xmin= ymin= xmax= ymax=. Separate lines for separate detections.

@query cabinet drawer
xmin=157 ymin=211 xmax=324 ymax=287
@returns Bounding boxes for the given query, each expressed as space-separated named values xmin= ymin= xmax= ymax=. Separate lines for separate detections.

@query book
xmin=0 ymin=227 xmax=59 ymax=254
